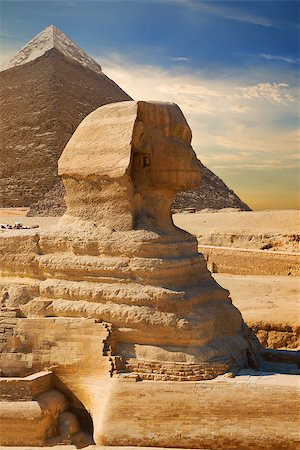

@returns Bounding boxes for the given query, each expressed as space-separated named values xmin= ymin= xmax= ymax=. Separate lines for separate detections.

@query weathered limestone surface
xmin=0 ymin=389 xmax=68 ymax=446
xmin=1 ymin=315 xmax=298 ymax=449
xmin=0 ymin=319 xmax=105 ymax=446
xmin=96 ymin=374 xmax=299 ymax=449
xmin=0 ymin=101 xmax=298 ymax=449
xmin=0 ymin=316 xmax=111 ymax=377
xmin=0 ymin=368 xmax=86 ymax=446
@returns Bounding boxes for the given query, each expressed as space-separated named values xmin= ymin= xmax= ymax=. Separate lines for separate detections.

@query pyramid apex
xmin=1 ymin=25 xmax=102 ymax=74
xmin=45 ymin=24 xmax=61 ymax=33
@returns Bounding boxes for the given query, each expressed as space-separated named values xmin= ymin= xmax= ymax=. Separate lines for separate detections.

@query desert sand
xmin=215 ymin=273 xmax=299 ymax=326
xmin=0 ymin=207 xmax=29 ymax=218
xmin=215 ymin=273 xmax=299 ymax=348
xmin=174 ymin=209 xmax=299 ymax=234
xmin=174 ymin=209 xmax=299 ymax=252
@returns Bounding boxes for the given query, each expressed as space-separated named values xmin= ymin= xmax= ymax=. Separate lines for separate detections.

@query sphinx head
xmin=58 ymin=101 xmax=201 ymax=232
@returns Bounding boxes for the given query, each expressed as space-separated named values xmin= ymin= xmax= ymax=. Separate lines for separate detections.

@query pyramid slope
xmin=0 ymin=27 xmax=132 ymax=208
xmin=174 ymin=162 xmax=251 ymax=211
xmin=1 ymin=25 xmax=102 ymax=75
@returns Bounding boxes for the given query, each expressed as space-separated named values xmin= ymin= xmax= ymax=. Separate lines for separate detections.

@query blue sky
xmin=0 ymin=0 xmax=299 ymax=209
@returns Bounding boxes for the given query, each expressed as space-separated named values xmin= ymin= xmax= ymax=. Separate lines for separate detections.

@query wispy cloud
xmin=229 ymin=105 xmax=250 ymax=114
xmin=233 ymin=83 xmax=295 ymax=105
xmin=0 ymin=33 xmax=24 ymax=41
xmin=173 ymin=0 xmax=274 ymax=28
xmin=259 ymin=53 xmax=300 ymax=65
xmin=206 ymin=149 xmax=299 ymax=170
xmin=156 ymin=82 xmax=219 ymax=113
xmin=170 ymin=56 xmax=190 ymax=62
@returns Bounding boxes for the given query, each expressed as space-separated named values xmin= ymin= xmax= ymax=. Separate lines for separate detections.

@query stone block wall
xmin=200 ymin=245 xmax=299 ymax=276
xmin=96 ymin=375 xmax=300 ymax=449
xmin=0 ymin=370 xmax=53 ymax=400
xmin=114 ymin=357 xmax=232 ymax=381
xmin=0 ymin=309 xmax=18 ymax=352
xmin=0 ymin=317 xmax=111 ymax=375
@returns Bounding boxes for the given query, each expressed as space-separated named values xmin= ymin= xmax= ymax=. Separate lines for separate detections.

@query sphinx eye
xmin=143 ymin=156 xmax=150 ymax=167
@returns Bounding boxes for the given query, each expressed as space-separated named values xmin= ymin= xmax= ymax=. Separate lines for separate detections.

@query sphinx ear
xmin=129 ymin=120 xmax=152 ymax=186
xmin=132 ymin=120 xmax=146 ymax=150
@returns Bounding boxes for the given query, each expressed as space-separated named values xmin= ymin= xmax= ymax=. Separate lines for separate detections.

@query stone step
xmin=0 ymin=308 xmax=19 ymax=318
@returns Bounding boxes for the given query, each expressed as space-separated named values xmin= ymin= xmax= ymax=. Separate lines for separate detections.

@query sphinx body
xmin=1 ymin=101 xmax=252 ymax=377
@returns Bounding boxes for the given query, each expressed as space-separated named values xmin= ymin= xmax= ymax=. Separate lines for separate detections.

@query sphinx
xmin=2 ymin=101 xmax=260 ymax=377
xmin=1 ymin=102 xmax=298 ymax=450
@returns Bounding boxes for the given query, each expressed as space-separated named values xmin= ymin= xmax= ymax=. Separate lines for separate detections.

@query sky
xmin=0 ymin=0 xmax=299 ymax=210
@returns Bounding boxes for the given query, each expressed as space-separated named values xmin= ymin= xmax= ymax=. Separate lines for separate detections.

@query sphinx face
xmin=150 ymin=126 xmax=201 ymax=191
xmin=130 ymin=104 xmax=202 ymax=193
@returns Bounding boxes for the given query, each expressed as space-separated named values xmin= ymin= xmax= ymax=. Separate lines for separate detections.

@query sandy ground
xmin=174 ymin=209 xmax=299 ymax=234
xmin=214 ymin=274 xmax=299 ymax=328
xmin=0 ymin=207 xmax=29 ymax=217
xmin=174 ymin=209 xmax=300 ymax=252
xmin=0 ymin=208 xmax=59 ymax=228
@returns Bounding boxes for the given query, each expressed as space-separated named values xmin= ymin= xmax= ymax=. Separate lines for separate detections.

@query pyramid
xmin=0 ymin=25 xmax=132 ymax=207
